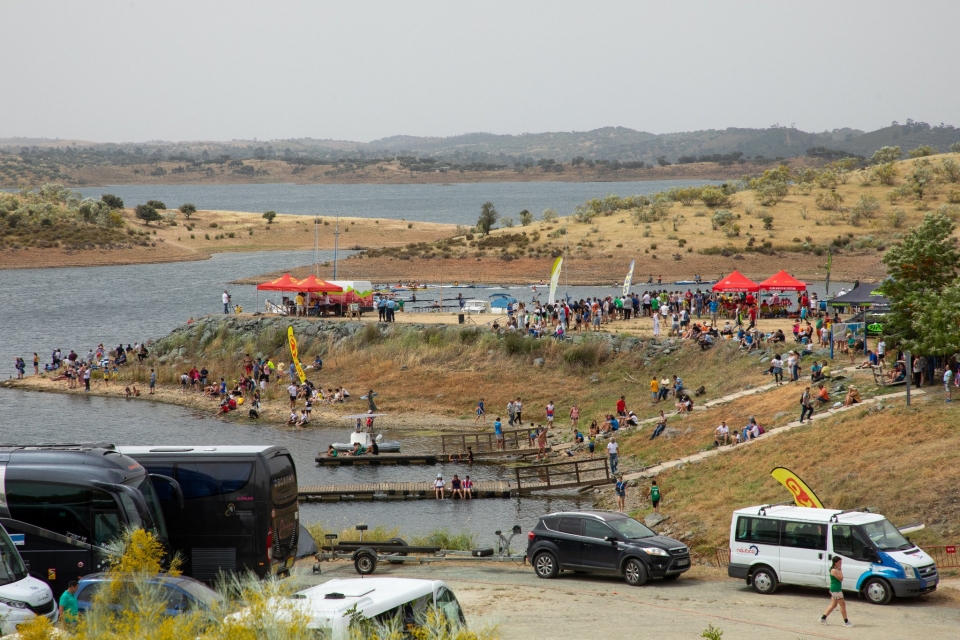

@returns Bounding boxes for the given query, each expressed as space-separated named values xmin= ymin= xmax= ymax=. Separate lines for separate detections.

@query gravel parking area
xmin=295 ymin=559 xmax=960 ymax=639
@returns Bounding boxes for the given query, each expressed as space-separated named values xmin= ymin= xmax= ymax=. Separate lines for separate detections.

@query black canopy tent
xmin=828 ymin=283 xmax=890 ymax=309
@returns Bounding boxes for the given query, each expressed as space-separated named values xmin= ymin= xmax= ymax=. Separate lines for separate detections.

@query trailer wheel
xmin=354 ymin=549 xmax=378 ymax=575
xmin=386 ymin=538 xmax=408 ymax=564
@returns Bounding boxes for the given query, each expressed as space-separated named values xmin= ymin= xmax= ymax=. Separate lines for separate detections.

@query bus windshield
xmin=129 ymin=476 xmax=168 ymax=540
xmin=0 ymin=529 xmax=27 ymax=586
xmin=860 ymin=519 xmax=913 ymax=551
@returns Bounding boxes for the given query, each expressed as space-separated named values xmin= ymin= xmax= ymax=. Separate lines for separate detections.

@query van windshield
xmin=0 ymin=529 xmax=27 ymax=586
xmin=860 ymin=519 xmax=913 ymax=551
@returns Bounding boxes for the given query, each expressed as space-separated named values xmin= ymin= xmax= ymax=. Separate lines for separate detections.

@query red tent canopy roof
xmin=759 ymin=270 xmax=807 ymax=291
xmin=712 ymin=270 xmax=760 ymax=293
xmin=256 ymin=273 xmax=302 ymax=291
xmin=297 ymin=275 xmax=343 ymax=293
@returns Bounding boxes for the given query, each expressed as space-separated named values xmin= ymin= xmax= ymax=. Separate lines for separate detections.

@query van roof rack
xmin=828 ymin=506 xmax=873 ymax=522
xmin=757 ymin=501 xmax=794 ymax=515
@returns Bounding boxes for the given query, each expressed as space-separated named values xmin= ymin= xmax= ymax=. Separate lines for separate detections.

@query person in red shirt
xmin=748 ymin=305 xmax=758 ymax=330
xmin=616 ymin=395 xmax=627 ymax=417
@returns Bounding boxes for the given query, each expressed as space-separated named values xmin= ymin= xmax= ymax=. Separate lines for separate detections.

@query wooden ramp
xmin=299 ymin=459 xmax=613 ymax=501
xmin=314 ymin=448 xmax=546 ymax=466
xmin=299 ymin=480 xmax=514 ymax=501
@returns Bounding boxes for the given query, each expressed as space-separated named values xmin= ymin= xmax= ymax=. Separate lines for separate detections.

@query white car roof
xmin=734 ymin=505 xmax=884 ymax=526
xmin=294 ymin=578 xmax=443 ymax=619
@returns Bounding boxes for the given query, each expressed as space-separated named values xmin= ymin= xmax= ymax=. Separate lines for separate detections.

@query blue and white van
xmin=0 ymin=524 xmax=58 ymax=633
xmin=728 ymin=505 xmax=938 ymax=605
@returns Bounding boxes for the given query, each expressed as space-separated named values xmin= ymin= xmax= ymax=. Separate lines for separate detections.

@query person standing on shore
xmin=222 ymin=290 xmax=231 ymax=314
xmin=615 ymin=475 xmax=627 ymax=512
xmin=149 ymin=369 xmax=156 ymax=394
xmin=569 ymin=404 xmax=580 ymax=433
xmin=474 ymin=398 xmax=486 ymax=424
xmin=32 ymin=353 xmax=39 ymax=375
xmin=82 ymin=365 xmax=91 ymax=392
xmin=820 ymin=556 xmax=853 ymax=627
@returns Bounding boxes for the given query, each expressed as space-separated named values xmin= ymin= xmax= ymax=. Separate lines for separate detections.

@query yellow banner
xmin=287 ymin=326 xmax=306 ymax=384
xmin=548 ymin=257 xmax=563 ymax=305
xmin=771 ymin=467 xmax=824 ymax=508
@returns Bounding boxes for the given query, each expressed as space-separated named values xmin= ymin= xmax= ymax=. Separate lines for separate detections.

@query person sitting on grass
xmin=843 ymin=386 xmax=862 ymax=407
xmin=741 ymin=417 xmax=761 ymax=442
xmin=296 ymin=410 xmax=309 ymax=427
xmin=770 ymin=329 xmax=786 ymax=344
xmin=857 ymin=350 xmax=879 ymax=369
xmin=815 ymin=384 xmax=831 ymax=407
xmin=650 ymin=411 xmax=668 ymax=440
xmin=287 ymin=411 xmax=298 ymax=426
xmin=812 ymin=360 xmax=831 ymax=383
xmin=714 ymin=421 xmax=731 ymax=447
xmin=675 ymin=394 xmax=693 ymax=413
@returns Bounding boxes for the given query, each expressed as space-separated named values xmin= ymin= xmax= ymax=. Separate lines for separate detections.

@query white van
xmin=0 ymin=524 xmax=58 ymax=633
xmin=728 ymin=505 xmax=938 ymax=605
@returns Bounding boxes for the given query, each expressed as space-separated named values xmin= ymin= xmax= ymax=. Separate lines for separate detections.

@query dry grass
xmin=628 ymin=397 xmax=960 ymax=558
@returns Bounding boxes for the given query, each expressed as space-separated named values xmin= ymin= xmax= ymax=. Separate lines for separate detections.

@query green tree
xmin=951 ymin=142 xmax=960 ymax=153
xmin=146 ymin=199 xmax=166 ymax=210
xmin=872 ymin=162 xmax=899 ymax=185
xmin=101 ymin=193 xmax=124 ymax=209
xmin=135 ymin=204 xmax=160 ymax=224
xmin=871 ymin=146 xmax=902 ymax=164
xmin=541 ymin=208 xmax=558 ymax=223
xmin=907 ymin=281 xmax=960 ymax=355
xmin=262 ymin=210 xmax=277 ymax=224
xmin=519 ymin=209 xmax=533 ymax=226
xmin=909 ymin=145 xmax=938 ymax=158
xmin=881 ymin=212 xmax=960 ymax=349
xmin=179 ymin=203 xmax=197 ymax=219
xmin=476 ymin=201 xmax=499 ymax=235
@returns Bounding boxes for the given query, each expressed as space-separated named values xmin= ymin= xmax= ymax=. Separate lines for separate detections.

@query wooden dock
xmin=300 ymin=458 xmax=613 ymax=501
xmin=314 ymin=448 xmax=546 ymax=466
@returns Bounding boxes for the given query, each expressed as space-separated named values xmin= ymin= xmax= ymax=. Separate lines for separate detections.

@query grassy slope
xmin=624 ymin=397 xmax=960 ymax=560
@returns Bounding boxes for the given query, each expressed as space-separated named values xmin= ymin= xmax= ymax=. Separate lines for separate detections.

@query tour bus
xmin=728 ymin=505 xmax=938 ymax=605
xmin=0 ymin=444 xmax=170 ymax=596
xmin=229 ymin=578 xmax=465 ymax=638
xmin=116 ymin=446 xmax=300 ymax=582
xmin=0 ymin=523 xmax=58 ymax=633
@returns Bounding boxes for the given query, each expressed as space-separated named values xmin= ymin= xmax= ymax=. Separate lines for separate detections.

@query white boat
xmin=462 ymin=299 xmax=489 ymax=313
xmin=331 ymin=413 xmax=401 ymax=452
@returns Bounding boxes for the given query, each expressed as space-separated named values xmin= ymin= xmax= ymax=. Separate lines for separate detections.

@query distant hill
xmin=2 ymin=120 xmax=958 ymax=167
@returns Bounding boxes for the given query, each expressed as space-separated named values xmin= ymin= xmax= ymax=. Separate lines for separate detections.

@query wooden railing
xmin=513 ymin=458 xmax=611 ymax=493
xmin=440 ymin=428 xmax=531 ymax=453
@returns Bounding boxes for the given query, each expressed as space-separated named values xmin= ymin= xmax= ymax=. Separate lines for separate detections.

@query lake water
xmin=74 ymin=180 xmax=721 ymax=226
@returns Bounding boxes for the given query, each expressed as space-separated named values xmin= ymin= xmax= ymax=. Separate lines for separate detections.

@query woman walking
xmin=771 ymin=354 xmax=783 ymax=386
xmin=820 ymin=556 xmax=853 ymax=627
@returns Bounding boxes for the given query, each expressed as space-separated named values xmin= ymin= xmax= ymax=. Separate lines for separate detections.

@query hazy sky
xmin=2 ymin=0 xmax=957 ymax=143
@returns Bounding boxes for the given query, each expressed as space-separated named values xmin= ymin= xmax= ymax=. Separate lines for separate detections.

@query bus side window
xmin=735 ymin=517 xmax=780 ymax=546
xmin=7 ymin=482 xmax=92 ymax=542
xmin=832 ymin=525 xmax=874 ymax=562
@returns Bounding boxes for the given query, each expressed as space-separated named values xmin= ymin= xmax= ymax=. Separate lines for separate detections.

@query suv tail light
xmin=266 ymin=527 xmax=274 ymax=561
xmin=528 ymin=531 xmax=535 ymax=541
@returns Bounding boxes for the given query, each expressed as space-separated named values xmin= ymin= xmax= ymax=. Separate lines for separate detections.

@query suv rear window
xmin=540 ymin=517 xmax=560 ymax=531
xmin=556 ymin=517 xmax=583 ymax=536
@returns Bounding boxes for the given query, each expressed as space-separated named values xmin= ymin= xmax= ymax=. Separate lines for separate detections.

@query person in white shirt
xmin=607 ymin=438 xmax=619 ymax=474
xmin=434 ymin=474 xmax=446 ymax=500
xmin=287 ymin=383 xmax=299 ymax=410
xmin=876 ymin=339 xmax=886 ymax=364
xmin=714 ymin=421 xmax=731 ymax=447
xmin=222 ymin=290 xmax=231 ymax=314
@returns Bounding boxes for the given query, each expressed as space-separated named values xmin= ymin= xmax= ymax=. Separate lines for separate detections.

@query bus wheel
xmin=354 ymin=550 xmax=378 ymax=575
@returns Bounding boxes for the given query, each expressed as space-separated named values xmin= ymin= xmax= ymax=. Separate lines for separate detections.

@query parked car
xmin=0 ymin=524 xmax=58 ymax=634
xmin=227 ymin=577 xmax=465 ymax=638
xmin=728 ymin=504 xmax=938 ymax=604
xmin=527 ymin=510 xmax=690 ymax=586
xmin=76 ymin=573 xmax=223 ymax=616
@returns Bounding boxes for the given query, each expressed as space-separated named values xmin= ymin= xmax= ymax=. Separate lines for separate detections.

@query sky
xmin=1 ymin=0 xmax=958 ymax=143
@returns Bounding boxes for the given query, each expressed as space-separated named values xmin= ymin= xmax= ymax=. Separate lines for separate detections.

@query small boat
xmin=674 ymin=280 xmax=716 ymax=286
xmin=462 ymin=299 xmax=489 ymax=313
xmin=331 ymin=413 xmax=401 ymax=453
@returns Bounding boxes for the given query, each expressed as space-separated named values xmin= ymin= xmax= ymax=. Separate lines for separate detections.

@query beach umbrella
xmin=758 ymin=270 xmax=807 ymax=292
xmin=712 ymin=270 xmax=760 ymax=293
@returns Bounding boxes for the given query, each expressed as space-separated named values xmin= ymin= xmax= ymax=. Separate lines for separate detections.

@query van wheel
xmin=354 ymin=551 xmax=378 ymax=575
xmin=863 ymin=578 xmax=893 ymax=605
xmin=751 ymin=567 xmax=778 ymax=595
xmin=624 ymin=559 xmax=648 ymax=586
xmin=533 ymin=551 xmax=559 ymax=579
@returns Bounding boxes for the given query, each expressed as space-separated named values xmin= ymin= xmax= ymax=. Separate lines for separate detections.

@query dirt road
xmin=297 ymin=559 xmax=960 ymax=639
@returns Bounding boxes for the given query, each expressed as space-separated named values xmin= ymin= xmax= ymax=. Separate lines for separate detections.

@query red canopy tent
xmin=256 ymin=273 xmax=302 ymax=291
xmin=296 ymin=275 xmax=343 ymax=293
xmin=712 ymin=270 xmax=760 ymax=293
xmin=758 ymin=270 xmax=807 ymax=292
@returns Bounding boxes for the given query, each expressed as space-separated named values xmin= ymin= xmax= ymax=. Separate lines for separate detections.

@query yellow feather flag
xmin=771 ymin=467 xmax=824 ymax=508
xmin=287 ymin=326 xmax=307 ymax=384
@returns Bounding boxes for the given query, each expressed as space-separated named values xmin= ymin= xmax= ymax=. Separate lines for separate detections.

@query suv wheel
xmin=533 ymin=551 xmax=559 ymax=579
xmin=623 ymin=558 xmax=648 ymax=586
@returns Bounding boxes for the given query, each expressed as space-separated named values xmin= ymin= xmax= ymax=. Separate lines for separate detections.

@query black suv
xmin=526 ymin=510 xmax=691 ymax=586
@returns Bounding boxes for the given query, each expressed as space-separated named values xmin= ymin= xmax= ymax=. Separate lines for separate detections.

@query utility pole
xmin=333 ymin=213 xmax=340 ymax=280
xmin=905 ymin=350 xmax=912 ymax=407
